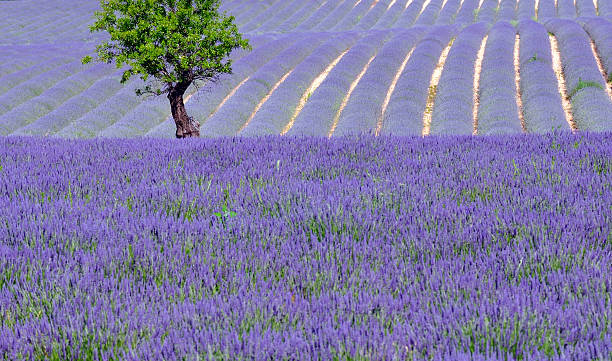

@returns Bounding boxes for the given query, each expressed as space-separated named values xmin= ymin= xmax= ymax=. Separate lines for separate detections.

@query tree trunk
xmin=168 ymin=85 xmax=199 ymax=138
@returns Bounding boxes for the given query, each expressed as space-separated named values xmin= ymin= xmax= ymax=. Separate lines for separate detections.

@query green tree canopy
xmin=83 ymin=0 xmax=251 ymax=138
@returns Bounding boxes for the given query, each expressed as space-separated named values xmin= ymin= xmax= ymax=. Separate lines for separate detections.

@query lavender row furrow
xmin=575 ymin=0 xmax=598 ymax=17
xmin=354 ymin=0 xmax=390 ymax=30
xmin=12 ymin=76 xmax=125 ymax=137
xmin=145 ymin=34 xmax=301 ymax=138
xmin=476 ymin=0 xmax=500 ymax=25
xmin=56 ymin=80 xmax=145 ymax=139
xmin=372 ymin=0 xmax=411 ymax=29
xmin=0 ymin=57 xmax=78 ymax=96
xmin=287 ymin=31 xmax=392 ymax=136
xmin=393 ymin=0 xmax=426 ymax=28
xmin=454 ymin=0 xmax=479 ymax=26
xmin=275 ymin=0 xmax=327 ymax=32
xmin=579 ymin=17 xmax=612 ymax=82
xmin=381 ymin=25 xmax=458 ymax=136
xmin=415 ymin=0 xmax=445 ymax=26
xmin=254 ymin=0 xmax=308 ymax=33
xmin=430 ymin=22 xmax=489 ymax=135
xmin=0 ymin=63 xmax=115 ymax=136
xmin=332 ymin=0 xmax=377 ymax=31
xmin=234 ymin=0 xmax=274 ymax=27
xmin=537 ymin=0 xmax=556 ymax=19
xmin=334 ymin=27 xmax=429 ymax=136
xmin=545 ymin=18 xmax=612 ymax=131
xmin=496 ymin=0 xmax=517 ymax=22
xmin=294 ymin=0 xmax=344 ymax=31
xmin=98 ymin=95 xmax=170 ymax=139
xmin=240 ymin=0 xmax=293 ymax=33
xmin=517 ymin=0 xmax=536 ymax=20
xmin=557 ymin=0 xmax=577 ymax=19
xmin=600 ymin=0 xmax=612 ymax=17
xmin=0 ymin=60 xmax=106 ymax=117
xmin=204 ymin=33 xmax=349 ymax=137
xmin=238 ymin=32 xmax=361 ymax=136
xmin=516 ymin=20 xmax=569 ymax=132
xmin=477 ymin=21 xmax=523 ymax=135
xmin=314 ymin=0 xmax=361 ymax=31
xmin=435 ymin=0 xmax=462 ymax=25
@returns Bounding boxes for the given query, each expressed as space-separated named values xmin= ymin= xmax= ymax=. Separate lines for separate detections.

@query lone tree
xmin=83 ymin=0 xmax=250 ymax=138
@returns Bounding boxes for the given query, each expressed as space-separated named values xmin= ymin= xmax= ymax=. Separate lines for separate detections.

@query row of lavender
xmin=0 ymin=133 xmax=610 ymax=360
xmin=1 ymin=17 xmax=611 ymax=138
xmin=2 ymin=0 xmax=612 ymax=45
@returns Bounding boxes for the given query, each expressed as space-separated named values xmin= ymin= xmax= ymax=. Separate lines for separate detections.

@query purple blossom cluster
xmin=430 ymin=22 xmax=489 ymax=136
xmin=476 ymin=21 xmax=523 ymax=135
xmin=1 ymin=133 xmax=610 ymax=361
xmin=544 ymin=18 xmax=612 ymax=132
xmin=516 ymin=20 xmax=569 ymax=133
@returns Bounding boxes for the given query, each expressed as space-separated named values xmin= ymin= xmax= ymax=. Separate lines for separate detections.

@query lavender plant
xmin=393 ymin=0 xmax=426 ymax=29
xmin=477 ymin=21 xmax=523 ymax=135
xmin=516 ymin=20 xmax=569 ymax=133
xmin=334 ymin=27 xmax=428 ymax=136
xmin=556 ymin=0 xmax=578 ymax=19
xmin=0 ymin=133 xmax=610 ymax=361
xmin=453 ymin=0 xmax=479 ymax=25
xmin=238 ymin=32 xmax=361 ymax=137
xmin=575 ymin=0 xmax=598 ymax=17
xmin=354 ymin=0 xmax=390 ymax=31
xmin=545 ymin=19 xmax=612 ymax=131
xmin=288 ymin=31 xmax=392 ymax=137
xmin=415 ymin=0 xmax=444 ymax=26
xmin=430 ymin=22 xmax=489 ymax=135
xmin=381 ymin=25 xmax=459 ymax=136
xmin=496 ymin=0 xmax=518 ymax=22
xmin=477 ymin=0 xmax=502 ymax=25
xmin=372 ymin=0 xmax=411 ymax=29
xmin=435 ymin=0 xmax=462 ymax=25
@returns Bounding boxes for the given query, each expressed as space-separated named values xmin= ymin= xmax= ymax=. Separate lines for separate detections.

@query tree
xmin=83 ymin=0 xmax=251 ymax=138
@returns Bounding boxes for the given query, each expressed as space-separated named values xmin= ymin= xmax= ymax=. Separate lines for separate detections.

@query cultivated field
xmin=0 ymin=0 xmax=611 ymax=138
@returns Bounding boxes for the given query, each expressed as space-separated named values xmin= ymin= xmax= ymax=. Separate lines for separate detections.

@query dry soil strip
xmin=593 ymin=0 xmax=599 ymax=15
xmin=473 ymin=35 xmax=488 ymax=135
xmin=418 ymin=0 xmax=433 ymax=18
xmin=514 ymin=34 xmax=527 ymax=133
xmin=549 ymin=34 xmax=577 ymax=131
xmin=588 ymin=38 xmax=612 ymax=103
xmin=375 ymin=46 xmax=417 ymax=136
xmin=422 ymin=38 xmax=454 ymax=136
xmin=281 ymin=49 xmax=350 ymax=135
xmin=535 ymin=0 xmax=540 ymax=19
xmin=328 ymin=54 xmax=377 ymax=137
xmin=238 ymin=70 xmax=294 ymax=133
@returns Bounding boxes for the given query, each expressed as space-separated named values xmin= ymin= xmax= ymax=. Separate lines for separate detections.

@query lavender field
xmin=0 ymin=134 xmax=610 ymax=360
xmin=1 ymin=1 xmax=612 ymax=361
xmin=0 ymin=0 xmax=611 ymax=137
